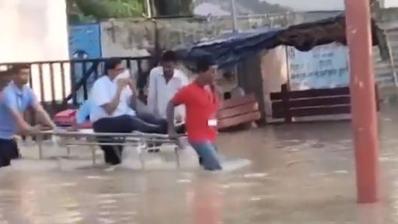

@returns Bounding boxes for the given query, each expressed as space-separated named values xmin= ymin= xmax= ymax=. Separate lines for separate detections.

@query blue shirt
xmin=0 ymin=83 xmax=37 ymax=139
xmin=76 ymin=100 xmax=92 ymax=124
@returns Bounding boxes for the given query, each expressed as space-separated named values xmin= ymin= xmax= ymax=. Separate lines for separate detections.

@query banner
xmin=287 ymin=43 xmax=349 ymax=90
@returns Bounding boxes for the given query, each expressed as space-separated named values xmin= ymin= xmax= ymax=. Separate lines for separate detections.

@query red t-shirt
xmin=172 ymin=83 xmax=219 ymax=142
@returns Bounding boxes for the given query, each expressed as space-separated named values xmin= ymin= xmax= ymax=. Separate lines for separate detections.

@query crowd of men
xmin=0 ymin=51 xmax=223 ymax=171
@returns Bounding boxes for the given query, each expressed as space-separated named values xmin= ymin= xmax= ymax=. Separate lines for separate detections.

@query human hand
xmin=117 ymin=78 xmax=130 ymax=90
xmin=28 ymin=125 xmax=42 ymax=134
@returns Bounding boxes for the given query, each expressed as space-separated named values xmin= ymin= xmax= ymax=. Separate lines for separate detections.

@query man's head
xmin=196 ymin=56 xmax=217 ymax=85
xmin=160 ymin=51 xmax=178 ymax=79
xmin=104 ymin=58 xmax=125 ymax=79
xmin=0 ymin=70 xmax=13 ymax=91
xmin=10 ymin=64 xmax=31 ymax=86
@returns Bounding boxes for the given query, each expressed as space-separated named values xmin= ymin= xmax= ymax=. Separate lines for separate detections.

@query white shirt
xmin=147 ymin=66 xmax=189 ymax=120
xmin=89 ymin=76 xmax=136 ymax=122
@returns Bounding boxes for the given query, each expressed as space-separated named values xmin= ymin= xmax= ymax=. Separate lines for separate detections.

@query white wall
xmin=385 ymin=0 xmax=398 ymax=8
xmin=0 ymin=0 xmax=70 ymax=102
xmin=0 ymin=0 xmax=69 ymax=63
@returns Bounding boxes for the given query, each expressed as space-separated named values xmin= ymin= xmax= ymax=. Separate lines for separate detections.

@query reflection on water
xmin=4 ymin=105 xmax=398 ymax=223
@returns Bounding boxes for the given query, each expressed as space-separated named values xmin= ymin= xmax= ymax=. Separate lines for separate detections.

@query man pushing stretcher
xmin=0 ymin=64 xmax=55 ymax=168
xmin=167 ymin=56 xmax=223 ymax=171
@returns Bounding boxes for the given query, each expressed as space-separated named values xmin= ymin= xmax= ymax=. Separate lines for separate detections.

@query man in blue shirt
xmin=0 ymin=64 xmax=55 ymax=167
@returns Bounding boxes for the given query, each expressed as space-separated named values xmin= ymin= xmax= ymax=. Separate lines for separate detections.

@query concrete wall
xmin=260 ymin=47 xmax=288 ymax=118
xmin=100 ymin=19 xmax=155 ymax=58
xmin=100 ymin=18 xmax=228 ymax=58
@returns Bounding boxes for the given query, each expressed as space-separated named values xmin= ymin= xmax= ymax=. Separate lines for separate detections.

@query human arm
xmin=127 ymin=78 xmax=139 ymax=110
xmin=167 ymin=87 xmax=189 ymax=137
xmin=9 ymin=110 xmax=39 ymax=134
xmin=26 ymin=89 xmax=55 ymax=130
xmin=32 ymin=104 xmax=56 ymax=129
xmin=93 ymin=78 xmax=128 ymax=115
xmin=174 ymin=71 xmax=189 ymax=123
xmin=166 ymin=101 xmax=177 ymax=138
xmin=146 ymin=69 xmax=157 ymax=114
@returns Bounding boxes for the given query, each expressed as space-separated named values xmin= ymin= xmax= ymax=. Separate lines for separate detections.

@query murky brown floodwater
xmin=4 ymin=104 xmax=398 ymax=223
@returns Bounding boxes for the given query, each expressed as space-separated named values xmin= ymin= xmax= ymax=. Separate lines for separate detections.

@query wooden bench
xmin=217 ymin=94 xmax=261 ymax=130
xmin=270 ymin=84 xmax=380 ymax=123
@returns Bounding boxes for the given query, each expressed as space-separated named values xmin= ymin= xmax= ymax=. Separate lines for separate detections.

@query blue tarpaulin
xmin=177 ymin=28 xmax=283 ymax=68
xmin=176 ymin=15 xmax=381 ymax=68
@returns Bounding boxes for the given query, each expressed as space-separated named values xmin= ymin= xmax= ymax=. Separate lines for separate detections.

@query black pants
xmin=93 ymin=113 xmax=168 ymax=165
xmin=0 ymin=139 xmax=19 ymax=168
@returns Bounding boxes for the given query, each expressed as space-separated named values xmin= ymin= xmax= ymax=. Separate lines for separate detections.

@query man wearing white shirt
xmin=147 ymin=51 xmax=189 ymax=124
xmin=90 ymin=58 xmax=167 ymax=165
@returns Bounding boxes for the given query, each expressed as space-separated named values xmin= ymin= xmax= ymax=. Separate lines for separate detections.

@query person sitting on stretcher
xmin=89 ymin=58 xmax=171 ymax=166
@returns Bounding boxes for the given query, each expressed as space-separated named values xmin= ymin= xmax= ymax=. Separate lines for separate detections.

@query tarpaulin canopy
xmin=176 ymin=14 xmax=383 ymax=68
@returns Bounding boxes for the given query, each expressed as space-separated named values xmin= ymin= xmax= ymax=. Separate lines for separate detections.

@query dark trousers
xmin=0 ymin=139 xmax=19 ymax=168
xmin=93 ymin=113 xmax=168 ymax=165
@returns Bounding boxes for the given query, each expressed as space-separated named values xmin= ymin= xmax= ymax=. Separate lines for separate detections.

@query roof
xmin=177 ymin=14 xmax=383 ymax=67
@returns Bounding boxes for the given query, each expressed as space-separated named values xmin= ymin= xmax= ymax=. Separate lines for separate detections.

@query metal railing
xmin=0 ymin=56 xmax=153 ymax=116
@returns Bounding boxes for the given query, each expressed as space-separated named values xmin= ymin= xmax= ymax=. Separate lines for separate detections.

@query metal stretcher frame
xmin=35 ymin=130 xmax=183 ymax=169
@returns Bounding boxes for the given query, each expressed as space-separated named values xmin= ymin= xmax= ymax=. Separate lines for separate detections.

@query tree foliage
xmin=67 ymin=0 xmax=195 ymax=24
xmin=67 ymin=0 xmax=146 ymax=24
xmin=153 ymin=0 xmax=192 ymax=17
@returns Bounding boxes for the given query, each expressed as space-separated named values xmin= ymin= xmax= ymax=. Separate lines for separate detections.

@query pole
xmin=231 ymin=0 xmax=238 ymax=32
xmin=344 ymin=0 xmax=380 ymax=203
xmin=146 ymin=0 xmax=152 ymax=18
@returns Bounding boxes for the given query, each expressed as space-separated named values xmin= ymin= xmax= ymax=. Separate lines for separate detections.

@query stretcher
xmin=35 ymin=128 xmax=184 ymax=169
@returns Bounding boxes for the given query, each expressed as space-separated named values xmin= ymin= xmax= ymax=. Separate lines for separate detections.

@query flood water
xmin=4 ymin=105 xmax=398 ymax=223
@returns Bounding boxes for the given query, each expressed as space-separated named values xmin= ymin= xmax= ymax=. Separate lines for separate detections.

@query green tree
xmin=152 ymin=0 xmax=192 ymax=17
xmin=67 ymin=0 xmax=194 ymax=24
xmin=67 ymin=0 xmax=146 ymax=24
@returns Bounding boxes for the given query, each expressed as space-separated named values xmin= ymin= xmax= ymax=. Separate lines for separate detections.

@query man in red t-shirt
xmin=167 ymin=57 xmax=222 ymax=171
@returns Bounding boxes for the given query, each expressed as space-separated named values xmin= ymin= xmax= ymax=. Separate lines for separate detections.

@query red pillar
xmin=344 ymin=0 xmax=380 ymax=203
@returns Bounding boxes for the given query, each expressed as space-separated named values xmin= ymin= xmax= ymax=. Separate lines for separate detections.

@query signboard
xmin=69 ymin=23 xmax=102 ymax=59
xmin=287 ymin=43 xmax=349 ymax=90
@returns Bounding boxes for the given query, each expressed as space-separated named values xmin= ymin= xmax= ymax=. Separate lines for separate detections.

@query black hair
xmin=161 ymin=50 xmax=178 ymax=62
xmin=196 ymin=56 xmax=216 ymax=73
xmin=10 ymin=63 xmax=30 ymax=74
xmin=104 ymin=58 xmax=123 ymax=72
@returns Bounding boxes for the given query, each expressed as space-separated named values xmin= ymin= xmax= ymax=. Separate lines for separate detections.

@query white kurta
xmin=147 ymin=66 xmax=189 ymax=121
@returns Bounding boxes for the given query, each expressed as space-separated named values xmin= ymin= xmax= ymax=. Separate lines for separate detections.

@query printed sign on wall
xmin=287 ymin=43 xmax=349 ymax=90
